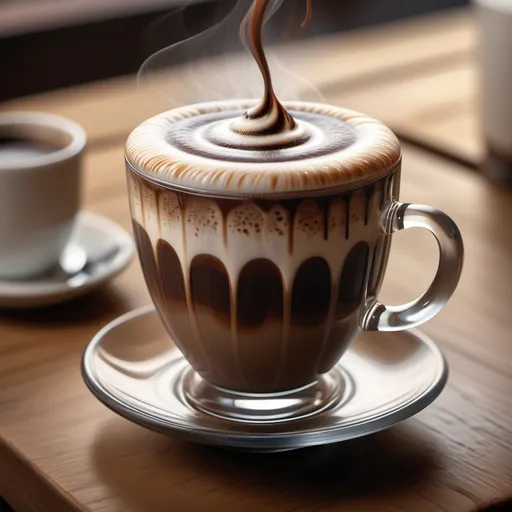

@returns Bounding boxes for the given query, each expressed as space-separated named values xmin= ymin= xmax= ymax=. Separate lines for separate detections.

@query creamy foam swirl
xmin=125 ymin=100 xmax=402 ymax=197
xmin=167 ymin=108 xmax=357 ymax=162
xmin=227 ymin=0 xmax=312 ymax=149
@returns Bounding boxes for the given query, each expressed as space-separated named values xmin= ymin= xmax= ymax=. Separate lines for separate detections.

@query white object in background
xmin=0 ymin=112 xmax=87 ymax=279
xmin=475 ymin=0 xmax=512 ymax=183
xmin=0 ymin=212 xmax=135 ymax=309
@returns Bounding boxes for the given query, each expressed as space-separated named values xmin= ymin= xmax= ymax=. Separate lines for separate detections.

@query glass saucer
xmin=81 ymin=306 xmax=448 ymax=453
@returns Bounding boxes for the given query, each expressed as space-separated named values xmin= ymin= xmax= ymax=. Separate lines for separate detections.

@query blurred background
xmin=2 ymin=0 xmax=470 ymax=102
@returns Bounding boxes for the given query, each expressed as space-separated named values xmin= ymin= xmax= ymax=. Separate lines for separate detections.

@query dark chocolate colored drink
xmin=125 ymin=99 xmax=401 ymax=393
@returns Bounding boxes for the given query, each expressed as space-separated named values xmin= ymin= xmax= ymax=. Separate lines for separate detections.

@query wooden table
xmin=1 ymin=7 xmax=511 ymax=512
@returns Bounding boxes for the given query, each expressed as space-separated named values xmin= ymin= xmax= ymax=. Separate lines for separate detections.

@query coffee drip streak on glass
xmin=128 ymin=170 xmax=398 ymax=392
xmin=231 ymin=0 xmax=312 ymax=137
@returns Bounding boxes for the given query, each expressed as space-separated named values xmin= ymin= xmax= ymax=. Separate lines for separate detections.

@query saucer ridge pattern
xmin=82 ymin=307 xmax=448 ymax=452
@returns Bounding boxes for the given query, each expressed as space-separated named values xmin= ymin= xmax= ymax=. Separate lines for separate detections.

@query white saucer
xmin=0 ymin=212 xmax=134 ymax=309
xmin=82 ymin=306 xmax=448 ymax=453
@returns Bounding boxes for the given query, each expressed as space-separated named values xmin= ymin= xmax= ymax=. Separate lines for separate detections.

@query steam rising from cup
xmin=136 ymin=0 xmax=323 ymax=110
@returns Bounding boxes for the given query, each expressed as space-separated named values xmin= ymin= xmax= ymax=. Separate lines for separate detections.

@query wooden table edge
xmin=1 ymin=436 xmax=84 ymax=512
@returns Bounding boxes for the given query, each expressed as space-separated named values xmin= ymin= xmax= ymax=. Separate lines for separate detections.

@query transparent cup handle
xmin=363 ymin=202 xmax=464 ymax=332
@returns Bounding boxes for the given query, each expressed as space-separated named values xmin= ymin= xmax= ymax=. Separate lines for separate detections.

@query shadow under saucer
xmin=91 ymin=417 xmax=442 ymax=512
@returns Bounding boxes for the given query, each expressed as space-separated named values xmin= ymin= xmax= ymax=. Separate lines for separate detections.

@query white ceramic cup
xmin=0 ymin=112 xmax=86 ymax=280
xmin=475 ymin=0 xmax=512 ymax=184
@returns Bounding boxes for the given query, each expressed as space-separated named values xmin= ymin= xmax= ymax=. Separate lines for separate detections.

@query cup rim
xmin=0 ymin=111 xmax=87 ymax=172
xmin=126 ymin=156 xmax=401 ymax=200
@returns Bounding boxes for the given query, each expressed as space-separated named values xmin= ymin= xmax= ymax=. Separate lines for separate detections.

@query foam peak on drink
xmin=126 ymin=0 xmax=401 ymax=196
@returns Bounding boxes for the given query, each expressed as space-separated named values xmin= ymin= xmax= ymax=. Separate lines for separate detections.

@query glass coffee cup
xmin=125 ymin=100 xmax=463 ymax=422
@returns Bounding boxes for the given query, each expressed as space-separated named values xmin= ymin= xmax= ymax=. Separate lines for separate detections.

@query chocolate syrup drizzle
xmin=230 ymin=0 xmax=312 ymax=137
